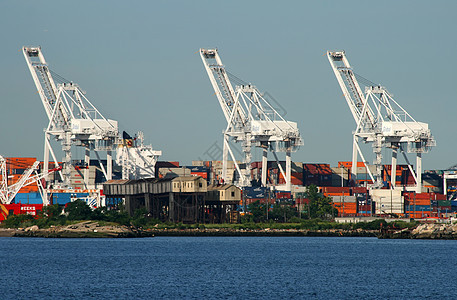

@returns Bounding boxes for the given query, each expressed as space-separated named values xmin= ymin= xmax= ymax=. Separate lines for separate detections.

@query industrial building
xmin=102 ymin=177 xmax=240 ymax=223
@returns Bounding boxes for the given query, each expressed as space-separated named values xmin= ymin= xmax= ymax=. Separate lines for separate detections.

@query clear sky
xmin=0 ymin=0 xmax=456 ymax=171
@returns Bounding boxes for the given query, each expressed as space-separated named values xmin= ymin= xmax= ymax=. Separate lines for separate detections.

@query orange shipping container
xmin=406 ymin=199 xmax=431 ymax=206
xmin=338 ymin=161 xmax=366 ymax=168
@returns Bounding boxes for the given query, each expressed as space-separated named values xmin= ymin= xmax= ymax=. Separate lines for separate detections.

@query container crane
xmin=23 ymin=47 xmax=162 ymax=185
xmin=327 ymin=51 xmax=435 ymax=192
xmin=200 ymin=48 xmax=302 ymax=190
xmin=23 ymin=46 xmax=118 ymax=188
xmin=0 ymin=155 xmax=62 ymax=205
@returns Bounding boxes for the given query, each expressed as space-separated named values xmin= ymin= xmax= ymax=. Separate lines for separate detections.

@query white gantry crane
xmin=200 ymin=48 xmax=302 ymax=190
xmin=23 ymin=46 xmax=119 ymax=188
xmin=0 ymin=155 xmax=62 ymax=205
xmin=327 ymin=51 xmax=435 ymax=192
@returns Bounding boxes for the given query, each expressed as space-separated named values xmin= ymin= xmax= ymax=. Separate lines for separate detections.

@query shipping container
xmin=333 ymin=202 xmax=357 ymax=216
xmin=14 ymin=192 xmax=43 ymax=204
xmin=49 ymin=192 xmax=90 ymax=205
xmin=437 ymin=200 xmax=451 ymax=207
xmin=331 ymin=195 xmax=357 ymax=203
xmin=338 ymin=161 xmax=366 ymax=169
xmin=436 ymin=206 xmax=452 ymax=212
xmin=357 ymin=204 xmax=374 ymax=213
xmin=0 ymin=203 xmax=44 ymax=222
xmin=245 ymin=198 xmax=273 ymax=205
xmin=276 ymin=191 xmax=292 ymax=200
xmin=405 ymin=205 xmax=431 ymax=211
xmin=278 ymin=172 xmax=303 ymax=186
xmin=322 ymin=186 xmax=367 ymax=197
xmin=185 ymin=166 xmax=209 ymax=173
xmin=243 ymin=187 xmax=269 ymax=199
xmin=295 ymin=198 xmax=310 ymax=205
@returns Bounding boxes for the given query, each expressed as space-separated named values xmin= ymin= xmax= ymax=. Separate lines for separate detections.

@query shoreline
xmin=2 ymin=222 xmax=457 ymax=239
xmin=0 ymin=226 xmax=378 ymax=238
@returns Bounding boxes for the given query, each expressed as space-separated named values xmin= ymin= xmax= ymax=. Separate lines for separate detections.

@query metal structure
xmin=200 ymin=48 xmax=302 ymax=190
xmin=327 ymin=51 xmax=435 ymax=192
xmin=23 ymin=46 xmax=118 ymax=188
xmin=23 ymin=46 xmax=162 ymax=189
xmin=116 ymin=131 xmax=162 ymax=180
xmin=0 ymin=155 xmax=61 ymax=205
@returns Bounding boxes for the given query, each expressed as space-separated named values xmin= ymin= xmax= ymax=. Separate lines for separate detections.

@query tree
xmin=42 ymin=204 xmax=62 ymax=221
xmin=131 ymin=208 xmax=148 ymax=227
xmin=65 ymin=200 xmax=93 ymax=220
xmin=306 ymin=185 xmax=338 ymax=220
xmin=1 ymin=214 xmax=35 ymax=228
xmin=269 ymin=203 xmax=297 ymax=223
xmin=247 ymin=200 xmax=267 ymax=223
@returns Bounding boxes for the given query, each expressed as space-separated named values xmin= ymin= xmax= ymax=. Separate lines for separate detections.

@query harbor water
xmin=1 ymin=236 xmax=456 ymax=299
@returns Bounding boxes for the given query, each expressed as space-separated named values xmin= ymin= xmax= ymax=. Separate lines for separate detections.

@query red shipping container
xmin=0 ymin=203 xmax=44 ymax=222
xmin=191 ymin=172 xmax=208 ymax=179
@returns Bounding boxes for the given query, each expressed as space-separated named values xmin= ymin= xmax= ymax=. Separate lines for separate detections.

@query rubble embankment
xmin=2 ymin=221 xmax=153 ymax=238
xmin=378 ymin=223 xmax=457 ymax=239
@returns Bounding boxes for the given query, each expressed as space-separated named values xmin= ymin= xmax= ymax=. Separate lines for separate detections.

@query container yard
xmin=1 ymin=46 xmax=456 ymax=224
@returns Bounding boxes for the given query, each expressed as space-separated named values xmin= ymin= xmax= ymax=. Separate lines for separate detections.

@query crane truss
xmin=200 ymin=48 xmax=302 ymax=189
xmin=327 ymin=51 xmax=435 ymax=192
xmin=23 ymin=46 xmax=118 ymax=188
xmin=0 ymin=155 xmax=62 ymax=205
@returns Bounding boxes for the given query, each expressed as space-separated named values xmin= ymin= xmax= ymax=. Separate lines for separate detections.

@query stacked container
xmin=303 ymin=163 xmax=332 ymax=186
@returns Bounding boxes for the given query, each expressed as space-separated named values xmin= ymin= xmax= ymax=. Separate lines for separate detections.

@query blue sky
xmin=0 ymin=0 xmax=456 ymax=170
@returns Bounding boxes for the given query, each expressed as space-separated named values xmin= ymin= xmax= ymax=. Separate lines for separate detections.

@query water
xmin=1 ymin=237 xmax=456 ymax=299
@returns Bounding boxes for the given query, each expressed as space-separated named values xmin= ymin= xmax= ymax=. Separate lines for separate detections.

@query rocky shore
xmin=0 ymin=224 xmax=378 ymax=238
xmin=0 ymin=221 xmax=153 ymax=238
xmin=378 ymin=223 xmax=457 ymax=239
xmin=3 ymin=222 xmax=457 ymax=239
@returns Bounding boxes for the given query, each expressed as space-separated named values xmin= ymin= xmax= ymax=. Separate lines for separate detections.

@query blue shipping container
xmin=243 ymin=187 xmax=268 ymax=199
xmin=51 ymin=193 xmax=90 ymax=205
xmin=185 ymin=166 xmax=209 ymax=172
xmin=405 ymin=205 xmax=432 ymax=211
xmin=14 ymin=192 xmax=43 ymax=204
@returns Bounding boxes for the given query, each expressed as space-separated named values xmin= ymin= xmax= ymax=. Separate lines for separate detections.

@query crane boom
xmin=200 ymin=49 xmax=247 ymax=125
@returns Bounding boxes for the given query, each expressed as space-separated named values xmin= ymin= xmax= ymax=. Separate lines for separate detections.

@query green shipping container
xmin=438 ymin=200 xmax=451 ymax=206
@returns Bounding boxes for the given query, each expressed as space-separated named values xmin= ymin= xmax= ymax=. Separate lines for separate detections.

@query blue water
xmin=1 ymin=237 xmax=456 ymax=299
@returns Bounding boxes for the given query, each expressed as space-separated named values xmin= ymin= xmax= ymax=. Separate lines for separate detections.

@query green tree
xmin=42 ymin=204 xmax=62 ymax=221
xmin=131 ymin=208 xmax=148 ymax=227
xmin=306 ymin=185 xmax=338 ymax=220
xmin=1 ymin=214 xmax=35 ymax=228
xmin=247 ymin=200 xmax=267 ymax=223
xmin=65 ymin=200 xmax=93 ymax=220
xmin=103 ymin=208 xmax=130 ymax=226
xmin=269 ymin=203 xmax=298 ymax=223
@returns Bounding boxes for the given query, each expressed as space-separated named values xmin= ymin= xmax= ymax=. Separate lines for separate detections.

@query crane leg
xmin=107 ymin=150 xmax=112 ymax=181
xmin=286 ymin=150 xmax=291 ymax=191
xmin=261 ymin=148 xmax=267 ymax=187
xmin=416 ymin=153 xmax=422 ymax=193
xmin=84 ymin=146 xmax=90 ymax=187
xmin=391 ymin=146 xmax=398 ymax=189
